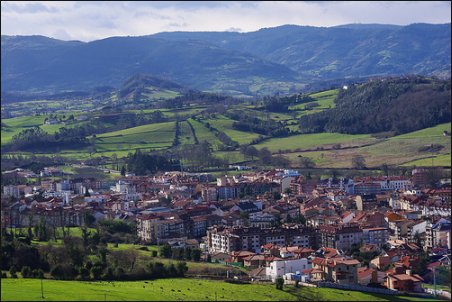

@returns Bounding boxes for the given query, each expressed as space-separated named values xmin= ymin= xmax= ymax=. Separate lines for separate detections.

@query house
xmin=357 ymin=267 xmax=378 ymax=286
xmin=386 ymin=270 xmax=424 ymax=292
xmin=370 ymin=255 xmax=392 ymax=270
xmin=210 ymin=252 xmax=231 ymax=263
xmin=266 ymin=258 xmax=311 ymax=282
xmin=311 ymin=257 xmax=361 ymax=284
xmin=248 ymin=267 xmax=267 ymax=281
xmin=230 ymin=251 xmax=255 ymax=264
xmin=243 ymin=254 xmax=269 ymax=267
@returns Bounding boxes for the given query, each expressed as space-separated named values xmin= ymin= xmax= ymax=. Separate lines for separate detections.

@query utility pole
xmin=40 ymin=278 xmax=44 ymax=299
xmin=433 ymin=266 xmax=437 ymax=296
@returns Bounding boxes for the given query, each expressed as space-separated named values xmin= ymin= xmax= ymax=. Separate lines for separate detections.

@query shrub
xmin=21 ymin=266 xmax=31 ymax=278
xmin=31 ymin=269 xmax=44 ymax=279
xmin=276 ymin=277 xmax=284 ymax=290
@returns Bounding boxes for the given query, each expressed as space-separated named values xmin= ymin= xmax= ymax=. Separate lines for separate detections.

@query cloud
xmin=1 ymin=1 xmax=450 ymax=41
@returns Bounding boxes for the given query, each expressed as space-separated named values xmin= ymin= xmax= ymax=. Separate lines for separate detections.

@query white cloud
xmin=1 ymin=1 xmax=450 ymax=41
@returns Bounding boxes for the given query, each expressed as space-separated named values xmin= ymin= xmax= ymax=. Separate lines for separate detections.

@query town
xmin=1 ymin=164 xmax=450 ymax=299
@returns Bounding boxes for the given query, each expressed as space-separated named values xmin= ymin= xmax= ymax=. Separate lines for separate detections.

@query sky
xmin=1 ymin=1 xmax=451 ymax=41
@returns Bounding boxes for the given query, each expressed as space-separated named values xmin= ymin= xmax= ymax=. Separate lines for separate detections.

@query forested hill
xmin=1 ymin=23 xmax=450 ymax=96
xmin=299 ymin=76 xmax=451 ymax=135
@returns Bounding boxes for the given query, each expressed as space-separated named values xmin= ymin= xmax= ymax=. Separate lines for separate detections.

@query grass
xmin=178 ymin=121 xmax=196 ymax=145
xmin=204 ymin=115 xmax=260 ymax=145
xmin=213 ymin=151 xmax=246 ymax=164
xmin=254 ymin=132 xmax=375 ymax=153
xmin=1 ymin=279 xmax=439 ymax=301
xmin=290 ymin=286 xmax=439 ymax=301
xmin=401 ymin=153 xmax=451 ymax=167
xmin=1 ymin=116 xmax=47 ymax=145
xmin=422 ymin=283 xmax=450 ymax=292
xmin=95 ymin=121 xmax=176 ymax=153
xmin=275 ymin=122 xmax=451 ymax=168
xmin=289 ymin=89 xmax=338 ymax=112
xmin=187 ymin=118 xmax=222 ymax=150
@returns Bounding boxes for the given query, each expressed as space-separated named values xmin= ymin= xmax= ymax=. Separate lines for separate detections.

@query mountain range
xmin=1 ymin=23 xmax=450 ymax=97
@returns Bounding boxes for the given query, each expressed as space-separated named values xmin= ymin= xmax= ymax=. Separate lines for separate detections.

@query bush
xmin=1 ymin=272 xmax=7 ymax=278
xmin=224 ymin=279 xmax=250 ymax=285
xmin=21 ymin=266 xmax=31 ymax=278
xmin=276 ymin=277 xmax=284 ymax=290
xmin=9 ymin=266 xmax=17 ymax=276
xmin=51 ymin=264 xmax=76 ymax=280
xmin=31 ymin=269 xmax=44 ymax=279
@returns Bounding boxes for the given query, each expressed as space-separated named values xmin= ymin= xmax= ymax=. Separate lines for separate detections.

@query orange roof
xmin=391 ymin=274 xmax=423 ymax=282
xmin=358 ymin=267 xmax=374 ymax=278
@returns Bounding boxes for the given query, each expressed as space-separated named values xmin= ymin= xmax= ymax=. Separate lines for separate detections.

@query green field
xmin=254 ymin=132 xmax=375 ymax=153
xmin=401 ymin=153 xmax=451 ymax=167
xmin=141 ymin=88 xmax=181 ymax=100
xmin=179 ymin=121 xmax=196 ymax=145
xmin=204 ymin=115 xmax=260 ymax=145
xmin=1 ymin=278 xmax=439 ymax=301
xmin=1 ymin=115 xmax=86 ymax=146
xmin=289 ymin=89 xmax=338 ymax=112
xmin=95 ymin=121 xmax=176 ymax=152
xmin=279 ymin=123 xmax=451 ymax=168
xmin=187 ymin=118 xmax=222 ymax=150
xmin=1 ymin=116 xmax=47 ymax=145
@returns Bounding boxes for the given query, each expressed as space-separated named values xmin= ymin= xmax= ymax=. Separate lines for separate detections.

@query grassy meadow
xmin=1 ymin=278 xmax=440 ymax=301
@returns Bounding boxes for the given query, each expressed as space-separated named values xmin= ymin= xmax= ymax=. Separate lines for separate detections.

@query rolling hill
xmin=1 ymin=23 xmax=450 ymax=97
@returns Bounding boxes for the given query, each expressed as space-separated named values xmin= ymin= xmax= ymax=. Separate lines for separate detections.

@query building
xmin=362 ymin=227 xmax=389 ymax=246
xmin=311 ymin=257 xmax=361 ymax=284
xmin=318 ymin=225 xmax=363 ymax=251
xmin=386 ymin=269 xmax=424 ymax=292
xmin=206 ymin=226 xmax=315 ymax=253
xmin=354 ymin=183 xmax=381 ymax=195
xmin=3 ymin=185 xmax=20 ymax=198
xmin=136 ymin=214 xmax=185 ymax=243
xmin=266 ymin=258 xmax=311 ymax=282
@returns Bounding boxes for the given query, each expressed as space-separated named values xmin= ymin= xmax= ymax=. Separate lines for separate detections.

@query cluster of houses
xmin=1 ymin=166 xmax=450 ymax=293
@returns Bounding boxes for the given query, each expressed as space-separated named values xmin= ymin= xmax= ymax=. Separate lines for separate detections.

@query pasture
xmin=204 ymin=115 xmax=260 ymax=145
xmin=1 ymin=279 xmax=438 ymax=301
xmin=254 ymin=132 xmax=375 ymax=153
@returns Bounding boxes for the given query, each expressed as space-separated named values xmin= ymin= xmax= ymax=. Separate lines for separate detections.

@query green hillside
xmin=1 ymin=278 xmax=437 ymax=301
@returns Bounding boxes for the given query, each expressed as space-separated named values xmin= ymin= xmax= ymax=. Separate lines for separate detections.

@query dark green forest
xmin=299 ymin=76 xmax=451 ymax=135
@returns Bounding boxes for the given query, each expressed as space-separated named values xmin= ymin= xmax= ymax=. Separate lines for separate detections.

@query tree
xmin=90 ymin=264 xmax=103 ymax=280
xmin=159 ymin=244 xmax=172 ymax=258
xmin=276 ymin=277 xmax=284 ymax=290
xmin=120 ymin=165 xmax=126 ymax=176
xmin=191 ymin=249 xmax=201 ymax=262
xmin=176 ymin=262 xmax=188 ymax=277
xmin=381 ymin=163 xmax=390 ymax=176
xmin=258 ymin=147 xmax=273 ymax=165
xmin=299 ymin=156 xmax=316 ymax=168
xmin=351 ymin=155 xmax=366 ymax=169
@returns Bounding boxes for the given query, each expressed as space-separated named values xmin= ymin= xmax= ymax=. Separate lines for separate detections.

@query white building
xmin=3 ymin=185 xmax=20 ymax=198
xmin=266 ymin=258 xmax=311 ymax=282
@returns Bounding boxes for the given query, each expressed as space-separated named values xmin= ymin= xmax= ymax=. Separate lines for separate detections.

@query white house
xmin=266 ymin=258 xmax=311 ymax=282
